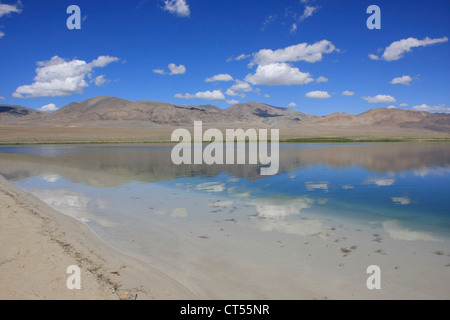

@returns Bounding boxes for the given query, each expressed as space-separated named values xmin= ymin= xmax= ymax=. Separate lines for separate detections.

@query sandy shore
xmin=0 ymin=175 xmax=197 ymax=300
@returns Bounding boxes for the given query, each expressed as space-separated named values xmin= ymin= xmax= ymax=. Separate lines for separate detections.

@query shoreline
xmin=0 ymin=175 xmax=198 ymax=300
xmin=0 ymin=137 xmax=450 ymax=146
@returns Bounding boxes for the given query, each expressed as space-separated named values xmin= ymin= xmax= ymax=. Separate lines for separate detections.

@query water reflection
xmin=0 ymin=143 xmax=449 ymax=239
xmin=0 ymin=143 xmax=449 ymax=187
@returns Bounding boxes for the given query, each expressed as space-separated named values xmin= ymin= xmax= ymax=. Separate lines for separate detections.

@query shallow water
xmin=1 ymin=143 xmax=449 ymax=298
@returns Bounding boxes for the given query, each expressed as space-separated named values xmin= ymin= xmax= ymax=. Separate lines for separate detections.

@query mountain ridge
xmin=1 ymin=96 xmax=449 ymax=134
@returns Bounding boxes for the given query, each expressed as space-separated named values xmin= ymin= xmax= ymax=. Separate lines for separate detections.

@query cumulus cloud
xmin=163 ymin=0 xmax=190 ymax=17
xmin=399 ymin=103 xmax=408 ymax=107
xmin=93 ymin=74 xmax=109 ymax=86
xmin=175 ymin=90 xmax=225 ymax=100
xmin=342 ymin=90 xmax=354 ymax=96
xmin=250 ymin=40 xmax=336 ymax=66
xmin=316 ymin=76 xmax=328 ymax=83
xmin=168 ymin=63 xmax=186 ymax=75
xmin=370 ymin=36 xmax=448 ymax=61
xmin=288 ymin=102 xmax=297 ymax=107
xmin=412 ymin=104 xmax=450 ymax=113
xmin=226 ymin=99 xmax=239 ymax=105
xmin=245 ymin=62 xmax=313 ymax=86
xmin=0 ymin=1 xmax=22 ymax=18
xmin=0 ymin=1 xmax=22 ymax=38
xmin=390 ymin=75 xmax=413 ymax=85
xmin=38 ymin=103 xmax=58 ymax=112
xmin=305 ymin=90 xmax=331 ymax=99
xmin=362 ymin=94 xmax=396 ymax=103
xmin=205 ymin=73 xmax=233 ymax=82
xmin=228 ymin=79 xmax=252 ymax=93
xmin=13 ymin=55 xmax=119 ymax=98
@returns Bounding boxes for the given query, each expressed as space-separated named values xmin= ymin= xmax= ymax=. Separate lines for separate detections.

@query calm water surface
xmin=1 ymin=143 xmax=449 ymax=298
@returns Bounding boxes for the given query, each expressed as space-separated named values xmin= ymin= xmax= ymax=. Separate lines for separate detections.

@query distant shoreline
xmin=1 ymin=137 xmax=450 ymax=146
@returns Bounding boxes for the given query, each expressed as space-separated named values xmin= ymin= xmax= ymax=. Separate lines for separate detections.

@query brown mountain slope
xmin=307 ymin=108 xmax=450 ymax=131
xmin=0 ymin=105 xmax=44 ymax=122
xmin=225 ymin=101 xmax=318 ymax=125
xmin=48 ymin=96 xmax=240 ymax=125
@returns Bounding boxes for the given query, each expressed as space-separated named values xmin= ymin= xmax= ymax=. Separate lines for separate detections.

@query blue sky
xmin=0 ymin=0 xmax=449 ymax=116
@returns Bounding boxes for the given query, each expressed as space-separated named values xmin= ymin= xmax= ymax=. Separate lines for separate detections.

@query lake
xmin=1 ymin=143 xmax=449 ymax=299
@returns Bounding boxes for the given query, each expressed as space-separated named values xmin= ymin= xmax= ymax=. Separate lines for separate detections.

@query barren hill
xmin=224 ymin=101 xmax=318 ymax=125
xmin=0 ymin=97 xmax=449 ymax=142
xmin=0 ymin=105 xmax=44 ymax=122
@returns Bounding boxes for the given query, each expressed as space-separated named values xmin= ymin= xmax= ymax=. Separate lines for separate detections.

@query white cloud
xmin=261 ymin=14 xmax=277 ymax=31
xmin=0 ymin=1 xmax=22 ymax=38
xmin=0 ymin=96 xmax=5 ymax=100
xmin=288 ymin=102 xmax=297 ymax=107
xmin=228 ymin=79 xmax=252 ymax=92
xmin=290 ymin=23 xmax=297 ymax=35
xmin=225 ymin=88 xmax=244 ymax=98
xmin=153 ymin=68 xmax=166 ymax=75
xmin=163 ymin=0 xmax=190 ymax=17
xmin=264 ymin=94 xmax=270 ymax=98
xmin=387 ymin=106 xmax=397 ymax=109
xmin=316 ymin=76 xmax=328 ymax=83
xmin=93 ymin=75 xmax=108 ymax=86
xmin=412 ymin=104 xmax=450 ymax=113
xmin=300 ymin=5 xmax=319 ymax=21
xmin=0 ymin=1 xmax=22 ymax=18
xmin=175 ymin=90 xmax=225 ymax=101
xmin=362 ymin=94 xmax=396 ymax=103
xmin=228 ymin=53 xmax=251 ymax=62
xmin=245 ymin=62 xmax=313 ymax=86
xmin=399 ymin=103 xmax=408 ymax=107
xmin=390 ymin=75 xmax=413 ymax=85
xmin=305 ymin=90 xmax=331 ymax=99
xmin=236 ymin=53 xmax=250 ymax=61
xmin=250 ymin=40 xmax=336 ymax=65
xmin=370 ymin=36 xmax=448 ymax=61
xmin=226 ymin=99 xmax=239 ymax=105
xmin=13 ymin=55 xmax=119 ymax=98
xmin=205 ymin=73 xmax=233 ymax=82
xmin=38 ymin=103 xmax=58 ymax=112
xmin=168 ymin=63 xmax=186 ymax=75
xmin=342 ymin=90 xmax=354 ymax=96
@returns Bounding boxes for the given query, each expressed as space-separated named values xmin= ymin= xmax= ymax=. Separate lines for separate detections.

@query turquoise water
xmin=1 ymin=143 xmax=449 ymax=239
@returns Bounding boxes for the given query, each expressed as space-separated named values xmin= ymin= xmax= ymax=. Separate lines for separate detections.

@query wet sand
xmin=0 ymin=175 xmax=197 ymax=300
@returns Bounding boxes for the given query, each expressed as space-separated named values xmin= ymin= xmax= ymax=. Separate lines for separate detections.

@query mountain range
xmin=1 ymin=96 xmax=449 ymax=135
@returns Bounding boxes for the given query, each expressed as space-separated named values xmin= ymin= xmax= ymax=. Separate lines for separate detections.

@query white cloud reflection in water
xmin=30 ymin=189 xmax=116 ymax=228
